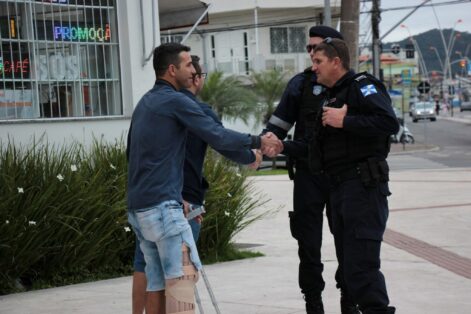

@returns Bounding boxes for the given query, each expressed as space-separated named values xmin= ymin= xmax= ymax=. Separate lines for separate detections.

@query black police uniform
xmin=264 ymin=68 xmax=336 ymax=311
xmin=318 ymin=70 xmax=399 ymax=314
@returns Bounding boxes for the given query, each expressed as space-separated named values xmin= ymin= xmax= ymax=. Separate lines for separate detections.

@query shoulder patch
xmin=360 ymin=84 xmax=378 ymax=97
xmin=312 ymin=85 xmax=323 ymax=95
xmin=355 ymin=74 xmax=368 ymax=82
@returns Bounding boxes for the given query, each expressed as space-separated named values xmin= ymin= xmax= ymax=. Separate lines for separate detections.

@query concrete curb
xmin=439 ymin=116 xmax=471 ymax=124
xmin=389 ymin=144 xmax=440 ymax=155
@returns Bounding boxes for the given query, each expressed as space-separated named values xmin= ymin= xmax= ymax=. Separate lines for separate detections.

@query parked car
xmin=459 ymin=89 xmax=471 ymax=111
xmin=411 ymin=101 xmax=436 ymax=122
xmin=460 ymin=101 xmax=471 ymax=111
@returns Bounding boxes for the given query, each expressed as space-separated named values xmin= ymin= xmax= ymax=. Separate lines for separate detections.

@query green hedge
xmin=0 ymin=139 xmax=267 ymax=294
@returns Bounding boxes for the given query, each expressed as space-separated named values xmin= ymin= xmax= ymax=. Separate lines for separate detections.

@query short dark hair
xmin=191 ymin=55 xmax=202 ymax=75
xmin=313 ymin=38 xmax=350 ymax=70
xmin=153 ymin=43 xmax=191 ymax=78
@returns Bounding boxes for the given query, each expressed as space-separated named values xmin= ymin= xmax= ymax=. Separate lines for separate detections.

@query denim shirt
xmin=127 ymin=80 xmax=254 ymax=210
xmin=180 ymin=89 xmax=254 ymax=205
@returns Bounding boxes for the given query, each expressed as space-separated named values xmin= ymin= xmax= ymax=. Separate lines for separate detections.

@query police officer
xmin=311 ymin=38 xmax=398 ymax=314
xmin=263 ymin=26 xmax=359 ymax=314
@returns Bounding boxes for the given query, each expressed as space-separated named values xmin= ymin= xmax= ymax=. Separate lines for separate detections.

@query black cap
xmin=309 ymin=25 xmax=343 ymax=40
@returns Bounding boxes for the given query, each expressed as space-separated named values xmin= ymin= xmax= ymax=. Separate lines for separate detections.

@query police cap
xmin=309 ymin=25 xmax=343 ymax=40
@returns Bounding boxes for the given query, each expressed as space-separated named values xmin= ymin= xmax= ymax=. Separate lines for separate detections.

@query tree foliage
xmin=250 ymin=68 xmax=288 ymax=124
xmin=199 ymin=71 xmax=258 ymax=122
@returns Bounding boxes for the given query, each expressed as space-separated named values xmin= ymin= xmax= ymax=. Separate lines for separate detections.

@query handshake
xmin=248 ymin=132 xmax=284 ymax=170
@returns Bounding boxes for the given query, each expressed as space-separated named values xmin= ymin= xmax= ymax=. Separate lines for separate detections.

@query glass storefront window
xmin=0 ymin=0 xmax=121 ymax=120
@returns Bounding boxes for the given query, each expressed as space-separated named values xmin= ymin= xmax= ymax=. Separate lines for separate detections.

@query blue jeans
xmin=128 ymin=200 xmax=202 ymax=291
xmin=134 ymin=218 xmax=201 ymax=273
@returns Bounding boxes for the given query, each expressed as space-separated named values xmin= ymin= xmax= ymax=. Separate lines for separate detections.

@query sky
xmin=358 ymin=0 xmax=471 ymax=44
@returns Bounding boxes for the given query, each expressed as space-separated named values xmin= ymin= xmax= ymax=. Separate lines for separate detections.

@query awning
xmin=159 ymin=0 xmax=209 ymax=30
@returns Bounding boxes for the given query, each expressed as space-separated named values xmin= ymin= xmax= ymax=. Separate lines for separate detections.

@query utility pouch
xmin=378 ymin=160 xmax=390 ymax=182
xmin=358 ymin=158 xmax=389 ymax=188
xmin=358 ymin=161 xmax=373 ymax=187
xmin=367 ymin=157 xmax=381 ymax=183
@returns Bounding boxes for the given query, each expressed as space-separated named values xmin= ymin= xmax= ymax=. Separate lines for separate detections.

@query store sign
xmin=0 ymin=56 xmax=30 ymax=79
xmin=37 ymin=53 xmax=80 ymax=80
xmin=53 ymin=24 xmax=111 ymax=42
xmin=36 ymin=20 xmax=112 ymax=42
xmin=401 ymin=69 xmax=412 ymax=85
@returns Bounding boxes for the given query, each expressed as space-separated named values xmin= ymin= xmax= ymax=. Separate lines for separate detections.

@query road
xmin=390 ymin=111 xmax=471 ymax=170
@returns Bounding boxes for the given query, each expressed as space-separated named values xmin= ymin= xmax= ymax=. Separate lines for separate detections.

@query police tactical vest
xmin=294 ymin=68 xmax=326 ymax=142
xmin=320 ymin=72 xmax=391 ymax=174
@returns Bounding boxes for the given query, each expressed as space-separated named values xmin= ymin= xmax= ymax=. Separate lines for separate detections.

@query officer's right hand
xmin=261 ymin=132 xmax=283 ymax=157
xmin=322 ymin=104 xmax=347 ymax=128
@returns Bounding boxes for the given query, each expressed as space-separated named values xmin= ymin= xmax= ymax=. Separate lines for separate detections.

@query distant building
xmin=168 ymin=0 xmax=341 ymax=76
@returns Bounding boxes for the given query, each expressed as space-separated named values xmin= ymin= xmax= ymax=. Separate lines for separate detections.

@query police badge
xmin=313 ymin=85 xmax=323 ymax=95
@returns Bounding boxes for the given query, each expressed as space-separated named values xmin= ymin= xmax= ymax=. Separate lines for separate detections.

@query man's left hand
xmin=322 ymin=104 xmax=347 ymax=128
xmin=183 ymin=200 xmax=190 ymax=217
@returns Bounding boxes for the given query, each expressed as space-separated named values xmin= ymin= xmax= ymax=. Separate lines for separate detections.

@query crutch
xmin=194 ymin=285 xmax=205 ymax=314
xmin=187 ymin=206 xmax=221 ymax=313
xmin=200 ymin=266 xmax=221 ymax=314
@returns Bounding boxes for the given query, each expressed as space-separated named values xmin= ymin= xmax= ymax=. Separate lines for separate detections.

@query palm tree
xmin=250 ymin=68 xmax=288 ymax=124
xmin=199 ymin=71 xmax=257 ymax=123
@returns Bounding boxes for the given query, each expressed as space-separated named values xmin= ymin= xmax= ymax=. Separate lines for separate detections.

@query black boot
xmin=304 ymin=293 xmax=324 ymax=314
xmin=340 ymin=290 xmax=360 ymax=314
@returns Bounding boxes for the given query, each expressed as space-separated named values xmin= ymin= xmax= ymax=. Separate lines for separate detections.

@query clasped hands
xmin=261 ymin=132 xmax=284 ymax=157
xmin=247 ymin=132 xmax=284 ymax=170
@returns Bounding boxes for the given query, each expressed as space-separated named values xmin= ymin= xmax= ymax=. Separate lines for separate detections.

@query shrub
xmin=0 ymin=138 xmax=133 ymax=294
xmin=0 ymin=139 xmax=268 ymax=294
xmin=198 ymin=149 xmax=269 ymax=262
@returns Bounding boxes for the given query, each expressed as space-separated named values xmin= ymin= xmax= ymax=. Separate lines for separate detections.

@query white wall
xmin=1 ymin=118 xmax=130 ymax=148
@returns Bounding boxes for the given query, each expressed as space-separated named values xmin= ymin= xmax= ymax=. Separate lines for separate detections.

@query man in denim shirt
xmin=127 ymin=43 xmax=278 ymax=313
xmin=131 ymin=54 xmax=261 ymax=313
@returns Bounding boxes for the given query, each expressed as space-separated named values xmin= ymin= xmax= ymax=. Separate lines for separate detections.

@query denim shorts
xmin=128 ymin=200 xmax=202 ymax=291
xmin=134 ymin=213 xmax=202 ymax=273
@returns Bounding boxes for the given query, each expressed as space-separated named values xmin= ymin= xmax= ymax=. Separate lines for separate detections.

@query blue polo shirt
xmin=127 ymin=80 xmax=255 ymax=210
xmin=180 ymin=89 xmax=255 ymax=205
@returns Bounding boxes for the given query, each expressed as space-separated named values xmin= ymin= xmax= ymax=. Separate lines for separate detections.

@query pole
xmin=340 ymin=0 xmax=360 ymax=72
xmin=430 ymin=46 xmax=445 ymax=73
xmin=324 ymin=0 xmax=332 ymax=27
xmin=371 ymin=0 xmax=381 ymax=78
xmin=402 ymin=86 xmax=405 ymax=151
xmin=254 ymin=1 xmax=260 ymax=55
xmin=181 ymin=4 xmax=212 ymax=44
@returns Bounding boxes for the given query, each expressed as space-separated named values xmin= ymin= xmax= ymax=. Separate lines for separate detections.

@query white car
xmin=411 ymin=101 xmax=436 ymax=122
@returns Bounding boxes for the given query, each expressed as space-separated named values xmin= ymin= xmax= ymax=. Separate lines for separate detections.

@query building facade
xmin=167 ymin=0 xmax=339 ymax=76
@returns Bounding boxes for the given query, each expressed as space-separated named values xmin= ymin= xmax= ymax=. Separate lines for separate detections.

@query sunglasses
xmin=322 ymin=37 xmax=340 ymax=55
xmin=306 ymin=44 xmax=317 ymax=53
xmin=193 ymin=72 xmax=207 ymax=79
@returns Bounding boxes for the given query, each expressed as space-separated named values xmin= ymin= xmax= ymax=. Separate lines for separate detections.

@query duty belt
xmin=326 ymin=167 xmax=361 ymax=186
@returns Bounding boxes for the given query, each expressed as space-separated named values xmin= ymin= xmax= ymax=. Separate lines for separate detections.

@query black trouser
xmin=290 ymin=166 xmax=331 ymax=296
xmin=329 ymin=177 xmax=395 ymax=313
